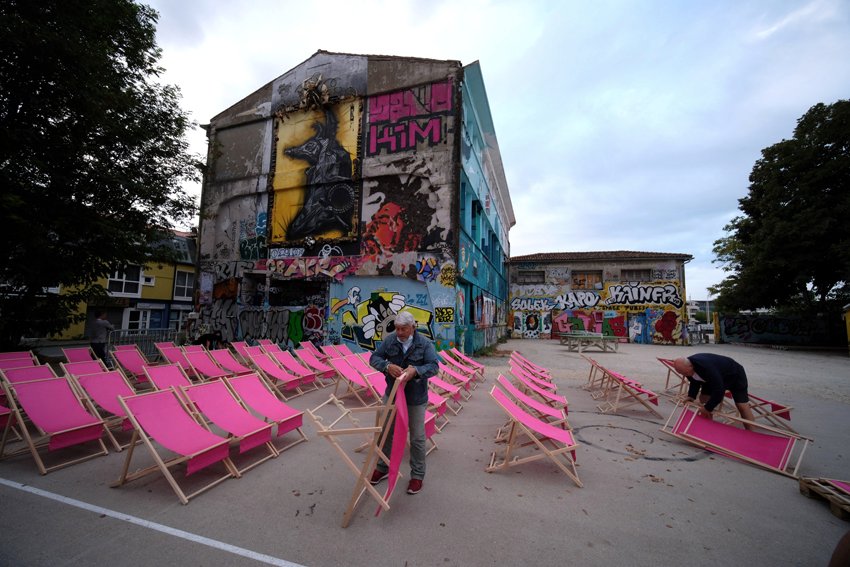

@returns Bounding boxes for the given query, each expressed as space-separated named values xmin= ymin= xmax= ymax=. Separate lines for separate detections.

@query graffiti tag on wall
xmin=605 ymin=283 xmax=683 ymax=308
xmin=261 ymin=257 xmax=359 ymax=281
xmin=367 ymin=80 xmax=453 ymax=156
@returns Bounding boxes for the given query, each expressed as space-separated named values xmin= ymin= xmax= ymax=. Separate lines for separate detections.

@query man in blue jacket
xmin=673 ymin=353 xmax=755 ymax=427
xmin=369 ymin=310 xmax=438 ymax=495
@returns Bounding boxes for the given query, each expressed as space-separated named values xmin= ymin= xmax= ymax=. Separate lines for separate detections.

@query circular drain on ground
xmin=574 ymin=424 xmax=706 ymax=462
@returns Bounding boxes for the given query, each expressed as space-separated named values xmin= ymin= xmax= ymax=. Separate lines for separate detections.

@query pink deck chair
xmin=439 ymin=354 xmax=479 ymax=388
xmin=438 ymin=362 xmax=474 ymax=399
xmin=295 ymin=347 xmax=337 ymax=381
xmin=257 ymin=339 xmax=278 ymax=350
xmin=510 ymin=367 xmax=568 ymax=410
xmin=114 ymin=344 xmax=141 ymax=351
xmin=299 ymin=341 xmax=328 ymax=361
xmin=509 ymin=360 xmax=558 ymax=391
xmin=62 ymin=346 xmax=97 ymax=363
xmin=183 ymin=344 xmax=206 ymax=353
xmin=1 ymin=364 xmax=59 ymax=384
xmin=269 ymin=350 xmax=318 ymax=389
xmin=185 ymin=350 xmax=232 ymax=381
xmin=209 ymin=348 xmax=253 ymax=375
xmin=496 ymin=374 xmax=569 ymax=437
xmin=320 ymin=344 xmax=343 ymax=359
xmin=486 ymin=384 xmax=582 ymax=487
xmin=0 ymin=351 xmax=37 ymax=362
xmin=426 ymin=390 xmax=451 ymax=431
xmin=144 ymin=363 xmax=195 ymax=402
xmin=230 ymin=341 xmax=253 ymax=363
xmin=661 ymin=401 xmax=811 ymax=478
xmin=111 ymin=349 xmax=152 ymax=384
xmin=225 ymin=373 xmax=307 ymax=452
xmin=429 ymin=375 xmax=464 ymax=415
xmin=61 ymin=359 xmax=108 ymax=378
xmin=510 ymin=351 xmax=551 ymax=376
xmin=594 ymin=366 xmax=661 ymax=418
xmin=154 ymin=341 xmax=177 ymax=350
xmin=246 ymin=352 xmax=304 ymax=398
xmin=335 ymin=343 xmax=355 ymax=357
xmin=444 ymin=348 xmax=485 ymax=382
xmin=181 ymin=381 xmax=277 ymax=473
xmin=0 ymin=377 xmax=109 ymax=474
xmin=329 ymin=357 xmax=381 ymax=406
xmin=113 ymin=388 xmax=240 ymax=504
xmin=0 ymin=357 xmax=38 ymax=370
xmin=158 ymin=346 xmax=198 ymax=378
xmin=72 ymin=370 xmax=138 ymax=451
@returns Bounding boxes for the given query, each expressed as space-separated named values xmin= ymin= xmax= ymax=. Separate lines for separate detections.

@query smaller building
xmin=509 ymin=251 xmax=693 ymax=345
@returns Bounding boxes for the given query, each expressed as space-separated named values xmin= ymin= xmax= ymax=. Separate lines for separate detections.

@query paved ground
xmin=1 ymin=339 xmax=848 ymax=566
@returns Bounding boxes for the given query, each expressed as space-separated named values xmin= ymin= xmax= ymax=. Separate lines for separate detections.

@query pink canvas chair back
xmin=510 ymin=361 xmax=557 ymax=391
xmin=2 ymin=364 xmax=58 ymax=384
xmin=159 ymin=347 xmax=193 ymax=372
xmin=257 ymin=339 xmax=274 ymax=347
xmin=438 ymin=362 xmax=473 ymax=389
xmin=272 ymin=351 xmax=313 ymax=378
xmin=497 ymin=374 xmax=565 ymax=419
xmin=511 ymin=369 xmax=568 ymax=406
xmin=329 ymin=357 xmax=369 ymax=389
xmin=63 ymin=347 xmax=96 ymax=362
xmin=296 ymin=347 xmax=331 ymax=371
xmin=209 ymin=349 xmax=252 ymax=374
xmin=430 ymin=375 xmax=461 ymax=401
xmin=248 ymin=353 xmax=300 ymax=387
xmin=144 ymin=363 xmax=193 ymax=393
xmin=0 ymin=357 xmax=37 ymax=370
xmin=114 ymin=344 xmax=140 ymax=351
xmin=321 ymin=344 xmax=342 ymax=359
xmin=226 ymin=374 xmax=303 ymax=427
xmin=335 ymin=344 xmax=354 ymax=357
xmin=75 ymin=370 xmax=135 ymax=419
xmin=12 ymin=378 xmax=104 ymax=446
xmin=62 ymin=360 xmax=107 ymax=378
xmin=182 ymin=381 xmax=271 ymax=450
xmin=491 ymin=385 xmax=576 ymax=449
xmin=183 ymin=344 xmax=205 ymax=353
xmin=0 ymin=351 xmax=35 ymax=361
xmin=185 ymin=350 xmax=230 ymax=380
xmin=121 ymin=389 xmax=229 ymax=474
xmin=300 ymin=341 xmax=326 ymax=359
xmin=154 ymin=341 xmax=176 ymax=350
xmin=231 ymin=341 xmax=252 ymax=361
xmin=441 ymin=353 xmax=475 ymax=376
xmin=449 ymin=347 xmax=484 ymax=370
xmin=112 ymin=349 xmax=149 ymax=379
xmin=245 ymin=345 xmax=265 ymax=358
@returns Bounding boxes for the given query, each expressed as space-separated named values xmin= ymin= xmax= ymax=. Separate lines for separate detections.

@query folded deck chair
xmin=510 ymin=368 xmax=569 ymax=411
xmin=112 ymin=388 xmax=240 ymax=504
xmin=71 ymin=370 xmax=138 ymax=451
xmin=270 ymin=350 xmax=318 ymax=390
xmin=496 ymin=374 xmax=569 ymax=433
xmin=62 ymin=346 xmax=98 ymax=363
xmin=306 ymin=380 xmax=402 ymax=528
xmin=486 ymin=384 xmax=582 ymax=488
xmin=295 ymin=347 xmax=338 ymax=382
xmin=0 ymin=377 xmax=109 ymax=474
xmin=209 ymin=348 xmax=253 ymax=375
xmin=225 ymin=373 xmax=307 ymax=453
xmin=0 ymin=357 xmax=38 ymax=370
xmin=329 ymin=357 xmax=381 ymax=406
xmin=185 ymin=350 xmax=232 ymax=381
xmin=114 ymin=344 xmax=140 ymax=351
xmin=445 ymin=348 xmax=485 ymax=382
xmin=660 ymin=401 xmax=812 ymax=478
xmin=158 ymin=347 xmax=198 ymax=379
xmin=111 ymin=349 xmax=152 ymax=384
xmin=144 ymin=363 xmax=195 ymax=403
xmin=438 ymin=362 xmax=474 ymax=399
xmin=1 ymin=364 xmax=59 ymax=384
xmin=594 ymin=366 xmax=661 ymax=418
xmin=300 ymin=341 xmax=329 ymax=361
xmin=181 ymin=381 xmax=277 ymax=473
xmin=246 ymin=352 xmax=305 ymax=399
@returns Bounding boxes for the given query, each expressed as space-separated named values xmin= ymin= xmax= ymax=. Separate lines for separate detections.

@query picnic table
xmin=557 ymin=331 xmax=620 ymax=353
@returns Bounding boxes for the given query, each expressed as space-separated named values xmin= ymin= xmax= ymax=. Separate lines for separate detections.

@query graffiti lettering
xmin=269 ymin=247 xmax=305 ymax=259
xmin=554 ymin=291 xmax=600 ymax=310
xmin=605 ymin=283 xmax=683 ymax=308
xmin=367 ymin=80 xmax=453 ymax=157
xmin=434 ymin=307 xmax=454 ymax=323
xmin=265 ymin=256 xmax=358 ymax=281
xmin=510 ymin=297 xmax=554 ymax=311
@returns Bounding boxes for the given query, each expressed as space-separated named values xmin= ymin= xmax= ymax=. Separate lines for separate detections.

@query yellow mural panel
xmin=271 ymin=102 xmax=361 ymax=243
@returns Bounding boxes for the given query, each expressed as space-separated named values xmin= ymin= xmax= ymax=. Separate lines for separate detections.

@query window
xmin=169 ymin=309 xmax=191 ymax=331
xmin=572 ymin=270 xmax=603 ymax=289
xmin=108 ymin=266 xmax=142 ymax=297
xmin=517 ymin=270 xmax=545 ymax=284
xmin=125 ymin=309 xmax=150 ymax=330
xmin=174 ymin=270 xmax=195 ymax=300
xmin=172 ymin=237 xmax=193 ymax=263
xmin=621 ymin=269 xmax=652 ymax=282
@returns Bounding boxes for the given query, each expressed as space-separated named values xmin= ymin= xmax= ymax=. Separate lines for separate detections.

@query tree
xmin=710 ymin=100 xmax=850 ymax=315
xmin=0 ymin=1 xmax=199 ymax=348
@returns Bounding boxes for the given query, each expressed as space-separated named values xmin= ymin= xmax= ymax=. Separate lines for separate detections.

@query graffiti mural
xmin=605 ymin=282 xmax=683 ymax=308
xmin=261 ymin=256 xmax=359 ymax=282
xmin=239 ymin=211 xmax=268 ymax=260
xmin=271 ymin=103 xmax=361 ymax=243
xmin=366 ymin=80 xmax=453 ymax=156
xmin=719 ymin=314 xmax=834 ymax=345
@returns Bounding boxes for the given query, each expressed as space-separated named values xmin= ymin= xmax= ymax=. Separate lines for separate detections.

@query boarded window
xmin=572 ymin=270 xmax=603 ymax=289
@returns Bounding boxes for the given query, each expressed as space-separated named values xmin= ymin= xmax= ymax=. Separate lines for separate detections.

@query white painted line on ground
xmin=0 ymin=478 xmax=304 ymax=567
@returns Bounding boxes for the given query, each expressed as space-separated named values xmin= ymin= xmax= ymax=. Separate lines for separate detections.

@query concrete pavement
xmin=1 ymin=339 xmax=848 ymax=566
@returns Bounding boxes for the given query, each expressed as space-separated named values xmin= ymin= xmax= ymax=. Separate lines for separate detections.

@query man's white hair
xmin=395 ymin=310 xmax=416 ymax=327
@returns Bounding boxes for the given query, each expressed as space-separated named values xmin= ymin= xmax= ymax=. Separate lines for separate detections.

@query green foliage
xmin=711 ymin=100 xmax=850 ymax=316
xmin=0 ymin=1 xmax=200 ymax=347
xmin=692 ymin=311 xmax=707 ymax=324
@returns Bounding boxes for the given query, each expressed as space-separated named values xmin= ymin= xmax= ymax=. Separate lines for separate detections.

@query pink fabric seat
xmin=510 ymin=367 xmax=568 ymax=408
xmin=73 ymin=370 xmax=138 ymax=451
xmin=61 ymin=359 xmax=108 ymax=378
xmin=112 ymin=349 xmax=151 ymax=382
xmin=185 ymin=350 xmax=231 ymax=380
xmin=225 ymin=373 xmax=307 ymax=452
xmin=2 ymin=365 xmax=58 ymax=384
xmin=247 ymin=352 xmax=303 ymax=398
xmin=62 ymin=347 xmax=97 ymax=362
xmin=295 ymin=347 xmax=337 ymax=380
xmin=270 ymin=350 xmax=317 ymax=387
xmin=209 ymin=348 xmax=253 ymax=375
xmin=0 ymin=357 xmax=38 ymax=370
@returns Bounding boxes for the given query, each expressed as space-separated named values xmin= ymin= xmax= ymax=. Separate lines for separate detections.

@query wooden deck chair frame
xmin=429 ymin=375 xmax=464 ymax=415
xmin=438 ymin=362 xmax=474 ymax=400
xmin=224 ymin=374 xmax=308 ymax=454
xmin=509 ymin=351 xmax=552 ymax=379
xmin=486 ymin=385 xmax=582 ymax=488
xmin=509 ymin=360 xmax=558 ymax=391
xmin=181 ymin=381 xmax=278 ymax=474
xmin=660 ymin=400 xmax=812 ymax=478
xmin=0 ymin=377 xmax=110 ymax=475
xmin=112 ymin=388 xmax=240 ymax=504
xmin=495 ymin=374 xmax=569 ymax=442
xmin=712 ymin=390 xmax=797 ymax=433
xmin=594 ymin=366 xmax=661 ymax=418
xmin=306 ymin=380 xmax=402 ymax=528
xmin=0 ymin=351 xmax=38 ymax=363
xmin=0 ymin=357 xmax=38 ymax=370
xmin=581 ymin=354 xmax=608 ymax=393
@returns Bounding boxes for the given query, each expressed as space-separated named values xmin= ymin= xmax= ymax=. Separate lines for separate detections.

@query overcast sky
xmin=145 ymin=0 xmax=850 ymax=300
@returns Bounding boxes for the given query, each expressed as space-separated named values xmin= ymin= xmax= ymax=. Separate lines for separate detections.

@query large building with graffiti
xmin=509 ymin=251 xmax=693 ymax=345
xmin=197 ymin=51 xmax=513 ymax=354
